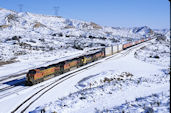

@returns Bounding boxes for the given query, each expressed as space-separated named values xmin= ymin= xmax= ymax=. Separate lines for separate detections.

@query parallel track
xmin=11 ymin=40 xmax=150 ymax=113
xmin=0 ymin=81 xmax=25 ymax=92
xmin=0 ymin=72 xmax=27 ymax=83
xmin=11 ymin=61 xmax=100 ymax=113
xmin=0 ymin=49 xmax=100 ymax=83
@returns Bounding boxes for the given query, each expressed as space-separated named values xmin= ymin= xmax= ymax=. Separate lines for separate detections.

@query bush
xmin=6 ymin=14 xmax=18 ymax=22
xmin=79 ymin=97 xmax=86 ymax=100
xmin=89 ymin=35 xmax=95 ymax=39
xmin=154 ymin=55 xmax=160 ymax=59
xmin=39 ymin=38 xmax=45 ymax=42
xmin=29 ymin=39 xmax=36 ymax=43
xmin=103 ymin=77 xmax=111 ymax=83
xmin=12 ymin=36 xmax=21 ymax=41
xmin=58 ymin=33 xmax=63 ymax=37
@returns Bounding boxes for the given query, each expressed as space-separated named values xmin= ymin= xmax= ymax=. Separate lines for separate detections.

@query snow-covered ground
xmin=0 ymin=39 xmax=168 ymax=113
xmin=135 ymin=38 xmax=170 ymax=67
xmin=99 ymin=91 xmax=170 ymax=113
xmin=0 ymin=8 xmax=170 ymax=113
xmin=28 ymin=39 xmax=169 ymax=113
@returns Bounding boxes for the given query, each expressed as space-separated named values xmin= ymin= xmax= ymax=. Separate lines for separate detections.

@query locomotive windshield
xmin=28 ymin=70 xmax=36 ymax=74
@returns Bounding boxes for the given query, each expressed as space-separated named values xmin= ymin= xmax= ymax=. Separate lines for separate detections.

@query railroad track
xmin=0 ymin=48 xmax=102 ymax=84
xmin=106 ymin=42 xmax=147 ymax=61
xmin=0 ymin=76 xmax=26 ymax=92
xmin=0 ymin=72 xmax=27 ymax=83
xmin=0 ymin=47 xmax=131 ymax=97
xmin=0 ymin=80 xmax=26 ymax=99
xmin=0 ymin=87 xmax=27 ymax=100
xmin=0 ymin=51 xmax=114 ymax=100
xmin=11 ymin=61 xmax=101 ymax=113
xmin=0 ymin=81 xmax=25 ymax=92
xmin=11 ymin=41 xmax=150 ymax=113
xmin=0 ymin=39 xmax=150 ymax=113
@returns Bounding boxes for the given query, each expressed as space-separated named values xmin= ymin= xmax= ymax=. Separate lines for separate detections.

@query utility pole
xmin=54 ymin=6 xmax=59 ymax=16
xmin=18 ymin=4 xmax=23 ymax=12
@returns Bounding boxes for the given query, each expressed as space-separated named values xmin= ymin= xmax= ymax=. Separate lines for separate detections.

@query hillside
xmin=0 ymin=8 xmax=170 ymax=113
xmin=0 ymin=8 xmax=167 ymax=74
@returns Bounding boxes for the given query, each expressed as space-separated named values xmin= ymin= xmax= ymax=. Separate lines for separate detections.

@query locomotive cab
xmin=26 ymin=69 xmax=36 ymax=85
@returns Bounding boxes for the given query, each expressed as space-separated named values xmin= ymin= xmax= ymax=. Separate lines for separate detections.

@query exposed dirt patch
xmin=0 ymin=59 xmax=17 ymax=66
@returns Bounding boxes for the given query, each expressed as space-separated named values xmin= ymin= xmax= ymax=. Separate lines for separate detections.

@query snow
xmin=0 ymin=8 xmax=170 ymax=113
xmin=0 ymin=40 xmax=168 ymax=113
xmin=99 ymin=91 xmax=170 ymax=113
xmin=0 ymin=8 xmax=156 ymax=74
xmin=28 ymin=40 xmax=170 ymax=113
xmin=135 ymin=38 xmax=170 ymax=67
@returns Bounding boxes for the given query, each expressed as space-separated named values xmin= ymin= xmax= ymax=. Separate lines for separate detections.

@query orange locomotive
xmin=26 ymin=50 xmax=105 ymax=85
xmin=26 ymin=64 xmax=61 ymax=85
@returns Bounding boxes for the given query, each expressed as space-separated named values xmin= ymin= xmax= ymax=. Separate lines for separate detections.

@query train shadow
xmin=3 ymin=77 xmax=26 ymax=86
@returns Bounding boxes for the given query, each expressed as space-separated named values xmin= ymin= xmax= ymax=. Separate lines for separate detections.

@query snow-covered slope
xmin=29 ymin=40 xmax=170 ymax=113
xmin=135 ymin=38 xmax=170 ymax=67
xmin=0 ymin=8 xmax=163 ymax=70
xmin=153 ymin=29 xmax=170 ymax=41
xmin=0 ymin=8 xmax=170 ymax=113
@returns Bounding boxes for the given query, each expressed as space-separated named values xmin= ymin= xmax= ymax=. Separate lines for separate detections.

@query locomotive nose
xmin=26 ymin=69 xmax=37 ymax=84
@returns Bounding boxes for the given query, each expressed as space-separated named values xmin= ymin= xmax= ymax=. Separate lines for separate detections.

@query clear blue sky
xmin=0 ymin=0 xmax=170 ymax=29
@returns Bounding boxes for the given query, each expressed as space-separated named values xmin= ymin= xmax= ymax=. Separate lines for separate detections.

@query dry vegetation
xmin=0 ymin=59 xmax=16 ymax=66
xmin=33 ymin=22 xmax=46 ymax=28
xmin=0 ymin=25 xmax=10 ymax=29
xmin=90 ymin=22 xmax=102 ymax=29
xmin=5 ymin=14 xmax=18 ymax=23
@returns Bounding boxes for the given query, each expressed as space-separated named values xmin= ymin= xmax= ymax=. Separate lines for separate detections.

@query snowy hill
xmin=0 ymin=8 xmax=159 ymax=67
xmin=153 ymin=29 xmax=170 ymax=42
xmin=0 ymin=8 xmax=170 ymax=113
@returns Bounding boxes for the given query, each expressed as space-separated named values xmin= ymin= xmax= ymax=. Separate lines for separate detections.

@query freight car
xmin=123 ymin=42 xmax=133 ymax=49
xmin=26 ymin=38 xmax=152 ymax=85
xmin=105 ymin=47 xmax=113 ymax=56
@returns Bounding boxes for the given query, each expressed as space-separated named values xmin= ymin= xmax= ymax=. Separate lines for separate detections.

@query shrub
xmin=6 ymin=14 xmax=18 ymax=22
xmin=39 ymin=38 xmax=45 ymax=42
xmin=79 ymin=97 xmax=86 ymax=100
xmin=33 ymin=22 xmax=45 ymax=28
xmin=154 ymin=55 xmax=160 ymax=59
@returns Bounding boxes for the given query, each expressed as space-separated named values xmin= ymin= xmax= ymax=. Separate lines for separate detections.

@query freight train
xmin=26 ymin=37 xmax=152 ymax=85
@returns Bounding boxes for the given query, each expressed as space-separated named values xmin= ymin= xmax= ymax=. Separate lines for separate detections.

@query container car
xmin=105 ymin=47 xmax=112 ymax=56
xmin=118 ymin=44 xmax=123 ymax=52
xmin=112 ymin=45 xmax=118 ymax=54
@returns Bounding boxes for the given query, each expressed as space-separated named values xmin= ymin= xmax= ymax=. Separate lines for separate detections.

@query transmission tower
xmin=54 ymin=6 xmax=59 ymax=16
xmin=18 ymin=4 xmax=23 ymax=12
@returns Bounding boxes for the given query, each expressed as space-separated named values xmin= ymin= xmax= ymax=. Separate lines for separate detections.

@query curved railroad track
xmin=0 ymin=72 xmax=27 ymax=83
xmin=11 ymin=41 xmax=150 ymax=113
xmin=0 ymin=81 xmax=25 ymax=92
xmin=11 ymin=61 xmax=101 ymax=113
xmin=0 ymin=80 xmax=26 ymax=99
xmin=0 ymin=40 xmax=151 ymax=112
